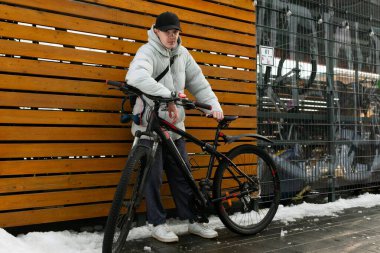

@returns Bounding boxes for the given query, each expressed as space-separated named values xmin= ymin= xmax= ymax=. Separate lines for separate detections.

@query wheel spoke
xmin=214 ymin=145 xmax=280 ymax=235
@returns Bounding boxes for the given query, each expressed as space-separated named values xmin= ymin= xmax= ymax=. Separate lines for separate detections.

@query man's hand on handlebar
xmin=168 ymin=102 xmax=179 ymax=124
xmin=106 ymin=81 xmax=215 ymax=113
xmin=211 ymin=111 xmax=224 ymax=122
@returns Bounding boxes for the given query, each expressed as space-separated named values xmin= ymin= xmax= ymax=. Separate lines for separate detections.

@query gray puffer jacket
xmin=126 ymin=25 xmax=222 ymax=140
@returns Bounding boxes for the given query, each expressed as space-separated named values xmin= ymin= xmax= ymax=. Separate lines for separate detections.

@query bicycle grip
xmin=194 ymin=101 xmax=212 ymax=110
xmin=106 ymin=80 xmax=125 ymax=87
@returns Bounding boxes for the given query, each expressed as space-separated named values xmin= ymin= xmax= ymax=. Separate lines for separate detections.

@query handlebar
xmin=194 ymin=101 xmax=212 ymax=111
xmin=107 ymin=80 xmax=123 ymax=87
xmin=107 ymin=80 xmax=142 ymax=97
xmin=106 ymin=80 xmax=212 ymax=111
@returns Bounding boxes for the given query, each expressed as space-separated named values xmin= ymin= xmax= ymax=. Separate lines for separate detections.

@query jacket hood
xmin=147 ymin=25 xmax=182 ymax=57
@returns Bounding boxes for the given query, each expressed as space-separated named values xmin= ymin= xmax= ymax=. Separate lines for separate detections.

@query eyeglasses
xmin=162 ymin=30 xmax=180 ymax=38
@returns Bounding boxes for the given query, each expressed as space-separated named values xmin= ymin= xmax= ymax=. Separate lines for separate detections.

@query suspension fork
xmin=133 ymin=131 xmax=160 ymax=203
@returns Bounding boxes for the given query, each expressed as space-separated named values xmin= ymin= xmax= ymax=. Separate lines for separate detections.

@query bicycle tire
xmin=213 ymin=144 xmax=280 ymax=235
xmin=102 ymin=145 xmax=150 ymax=253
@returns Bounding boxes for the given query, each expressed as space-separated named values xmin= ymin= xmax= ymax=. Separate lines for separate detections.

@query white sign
xmin=260 ymin=46 xmax=274 ymax=66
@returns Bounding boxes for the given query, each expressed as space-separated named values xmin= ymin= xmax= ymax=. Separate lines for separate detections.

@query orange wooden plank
xmin=191 ymin=51 xmax=255 ymax=70
xmin=0 ymin=155 xmax=213 ymax=176
xmin=186 ymin=91 xmax=256 ymax=105
xmin=0 ymin=141 xmax=256 ymax=159
xmin=0 ymin=74 xmax=121 ymax=96
xmin=0 ymin=39 xmax=132 ymax=67
xmin=146 ymin=0 xmax=254 ymax=22
xmin=209 ymin=0 xmax=254 ymax=11
xmin=0 ymin=57 xmax=125 ymax=81
xmin=0 ymin=38 xmax=253 ymax=71
xmin=184 ymin=37 xmax=255 ymax=57
xmin=0 ymin=109 xmax=256 ymax=127
xmin=0 ymin=91 xmax=121 ymax=111
xmin=201 ymin=65 xmax=256 ymax=81
xmin=0 ymin=109 xmax=123 ymax=125
xmin=0 ymin=4 xmax=146 ymax=43
xmin=0 ymin=157 xmax=126 ymax=175
xmin=0 ymin=173 xmax=121 ymax=193
xmin=0 ymin=143 xmax=132 ymax=159
xmin=0 ymin=107 xmax=255 ymax=130
xmin=209 ymin=79 xmax=256 ymax=94
xmin=217 ymin=105 xmax=256 ymax=117
xmin=0 ymin=188 xmax=116 ymax=211
xmin=0 ymin=126 xmax=132 ymax=141
xmin=185 ymin=90 xmax=257 ymax=105
xmin=0 ymin=22 xmax=141 ymax=54
xmin=0 ymin=199 xmax=176 ymax=227
xmin=212 ymin=92 xmax=256 ymax=105
xmin=1 ymin=56 xmax=255 ymax=82
xmin=187 ymin=129 xmax=257 ymax=141
xmin=0 ymin=20 xmax=255 ymax=57
xmin=0 ymin=203 xmax=111 ymax=227
xmin=0 ymin=90 xmax=254 ymax=112
xmin=186 ymin=116 xmax=257 ymax=129
xmin=0 ymin=127 xmax=252 ymax=141
xmin=187 ymin=141 xmax=256 ymax=154
xmin=0 ymin=74 xmax=255 ymax=95
xmin=81 ymin=0 xmax=255 ymax=34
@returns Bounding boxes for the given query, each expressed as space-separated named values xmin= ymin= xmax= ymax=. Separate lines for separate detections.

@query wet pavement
xmin=127 ymin=205 xmax=380 ymax=252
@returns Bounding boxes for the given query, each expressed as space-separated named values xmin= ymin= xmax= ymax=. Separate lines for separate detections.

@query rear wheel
xmin=102 ymin=145 xmax=150 ymax=253
xmin=213 ymin=144 xmax=280 ymax=235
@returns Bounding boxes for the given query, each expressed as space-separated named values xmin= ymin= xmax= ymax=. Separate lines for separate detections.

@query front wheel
xmin=102 ymin=145 xmax=150 ymax=253
xmin=213 ymin=144 xmax=280 ymax=235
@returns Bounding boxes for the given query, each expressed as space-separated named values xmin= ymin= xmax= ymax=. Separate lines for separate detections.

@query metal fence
xmin=256 ymin=0 xmax=380 ymax=202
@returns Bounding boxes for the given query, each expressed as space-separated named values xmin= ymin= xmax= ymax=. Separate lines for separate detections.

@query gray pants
xmin=140 ymin=138 xmax=196 ymax=226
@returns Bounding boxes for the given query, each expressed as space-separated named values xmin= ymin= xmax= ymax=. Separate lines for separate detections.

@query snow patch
xmin=0 ymin=193 xmax=379 ymax=253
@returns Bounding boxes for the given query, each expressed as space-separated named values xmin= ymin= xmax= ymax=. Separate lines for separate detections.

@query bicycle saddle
xmin=217 ymin=115 xmax=238 ymax=129
xmin=221 ymin=115 xmax=238 ymax=123
xmin=219 ymin=116 xmax=239 ymax=126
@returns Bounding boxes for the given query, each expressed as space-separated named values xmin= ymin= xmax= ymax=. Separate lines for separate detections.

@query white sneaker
xmin=188 ymin=222 xmax=218 ymax=239
xmin=152 ymin=224 xmax=179 ymax=243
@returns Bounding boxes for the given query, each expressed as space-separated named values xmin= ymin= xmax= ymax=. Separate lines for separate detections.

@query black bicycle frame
xmin=137 ymin=101 xmax=257 ymax=208
xmin=142 ymin=107 xmax=215 ymax=207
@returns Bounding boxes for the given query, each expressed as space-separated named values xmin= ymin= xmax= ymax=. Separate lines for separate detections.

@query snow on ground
xmin=273 ymin=192 xmax=380 ymax=224
xmin=1 ymin=193 xmax=380 ymax=253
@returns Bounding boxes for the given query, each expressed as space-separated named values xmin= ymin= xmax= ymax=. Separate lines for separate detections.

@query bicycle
xmin=102 ymin=80 xmax=281 ymax=253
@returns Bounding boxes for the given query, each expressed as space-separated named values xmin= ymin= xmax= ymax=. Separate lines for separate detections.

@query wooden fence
xmin=0 ymin=0 xmax=256 ymax=228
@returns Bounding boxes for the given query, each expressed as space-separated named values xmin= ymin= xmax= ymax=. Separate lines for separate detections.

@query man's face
xmin=155 ymin=29 xmax=180 ymax=49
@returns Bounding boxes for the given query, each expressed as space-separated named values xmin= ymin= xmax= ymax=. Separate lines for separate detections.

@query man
xmin=126 ymin=11 xmax=223 ymax=243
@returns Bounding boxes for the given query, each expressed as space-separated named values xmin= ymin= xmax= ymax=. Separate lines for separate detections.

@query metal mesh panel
xmin=256 ymin=0 xmax=380 ymax=202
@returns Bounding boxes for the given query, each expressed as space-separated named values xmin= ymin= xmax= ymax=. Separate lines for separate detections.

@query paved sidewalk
xmin=126 ymin=205 xmax=380 ymax=252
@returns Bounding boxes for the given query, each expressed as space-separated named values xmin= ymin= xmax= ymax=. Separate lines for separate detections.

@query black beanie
xmin=154 ymin=12 xmax=182 ymax=31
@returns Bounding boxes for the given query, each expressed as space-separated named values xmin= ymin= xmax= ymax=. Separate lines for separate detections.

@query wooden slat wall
xmin=0 ymin=0 xmax=256 ymax=227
